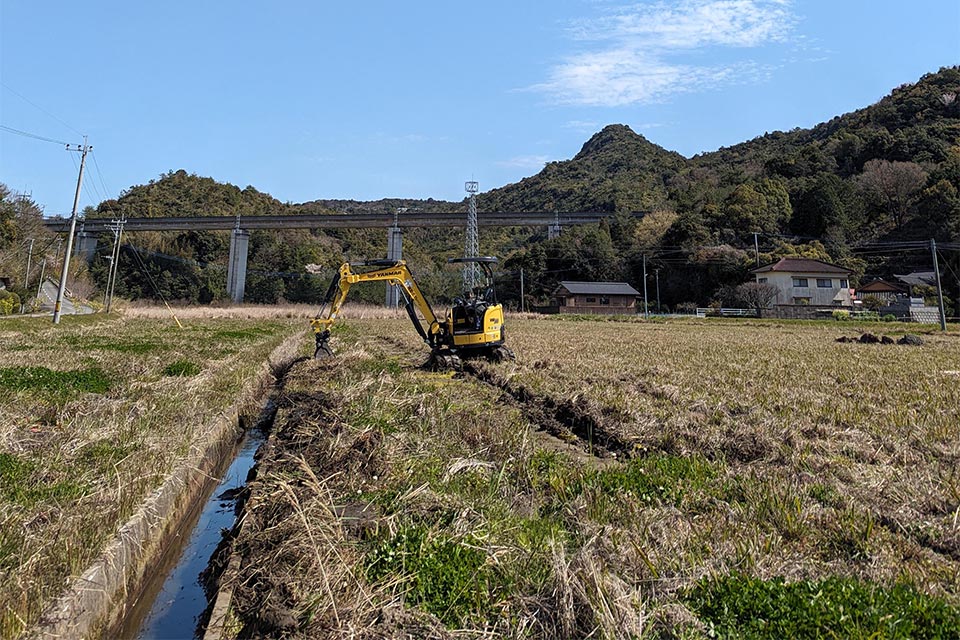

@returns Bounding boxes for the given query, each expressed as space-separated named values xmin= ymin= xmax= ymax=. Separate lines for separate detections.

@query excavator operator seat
xmin=453 ymin=299 xmax=488 ymax=333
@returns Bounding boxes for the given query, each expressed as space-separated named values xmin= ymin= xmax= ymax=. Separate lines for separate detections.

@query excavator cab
xmin=446 ymin=257 xmax=510 ymax=359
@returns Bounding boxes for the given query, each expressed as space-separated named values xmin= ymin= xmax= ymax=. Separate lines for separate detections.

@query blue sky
xmin=2 ymin=1 xmax=958 ymax=216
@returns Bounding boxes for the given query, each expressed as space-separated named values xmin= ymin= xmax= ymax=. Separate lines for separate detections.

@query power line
xmin=1 ymin=82 xmax=84 ymax=136
xmin=0 ymin=124 xmax=70 ymax=146
xmin=90 ymin=151 xmax=112 ymax=203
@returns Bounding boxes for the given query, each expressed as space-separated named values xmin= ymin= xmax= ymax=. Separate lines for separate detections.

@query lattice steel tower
xmin=463 ymin=180 xmax=480 ymax=291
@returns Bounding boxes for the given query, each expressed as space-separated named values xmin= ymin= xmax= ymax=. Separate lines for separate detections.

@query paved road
xmin=36 ymin=279 xmax=95 ymax=315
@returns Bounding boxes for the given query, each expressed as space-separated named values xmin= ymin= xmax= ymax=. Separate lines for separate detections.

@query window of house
xmin=792 ymin=277 xmax=808 ymax=287
xmin=793 ymin=297 xmax=811 ymax=305
xmin=817 ymin=278 xmax=832 ymax=288
xmin=557 ymin=297 xmax=566 ymax=306
xmin=586 ymin=297 xmax=597 ymax=303
xmin=758 ymin=277 xmax=768 ymax=283
xmin=840 ymin=279 xmax=848 ymax=288
xmin=600 ymin=296 xmax=610 ymax=305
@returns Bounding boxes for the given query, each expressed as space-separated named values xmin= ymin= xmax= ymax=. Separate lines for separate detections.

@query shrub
xmin=832 ymin=310 xmax=850 ymax=321
xmin=0 ymin=291 xmax=20 ymax=315
xmin=882 ymin=314 xmax=897 ymax=322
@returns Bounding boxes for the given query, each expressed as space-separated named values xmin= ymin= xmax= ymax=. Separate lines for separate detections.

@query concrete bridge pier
xmin=547 ymin=213 xmax=562 ymax=239
xmin=385 ymin=225 xmax=403 ymax=307
xmin=227 ymin=229 xmax=249 ymax=304
xmin=74 ymin=231 xmax=99 ymax=262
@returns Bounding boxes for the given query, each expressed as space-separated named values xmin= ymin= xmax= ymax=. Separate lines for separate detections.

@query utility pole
xmin=520 ymin=268 xmax=525 ymax=313
xmin=931 ymin=238 xmax=947 ymax=331
xmin=753 ymin=232 xmax=760 ymax=267
xmin=24 ymin=238 xmax=34 ymax=288
xmin=654 ymin=268 xmax=661 ymax=314
xmin=53 ymin=138 xmax=91 ymax=324
xmin=105 ymin=218 xmax=124 ymax=313
xmin=36 ymin=259 xmax=46 ymax=301
xmin=642 ymin=254 xmax=649 ymax=319
xmin=53 ymin=237 xmax=63 ymax=271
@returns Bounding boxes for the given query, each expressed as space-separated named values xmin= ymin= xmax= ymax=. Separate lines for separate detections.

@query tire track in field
xmin=460 ymin=360 xmax=634 ymax=460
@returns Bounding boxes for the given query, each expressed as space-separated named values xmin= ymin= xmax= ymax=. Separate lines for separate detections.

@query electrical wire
xmin=125 ymin=243 xmax=183 ymax=327
xmin=0 ymin=124 xmax=69 ymax=146
xmin=1 ymin=82 xmax=85 ymax=136
xmin=90 ymin=151 xmax=113 ymax=204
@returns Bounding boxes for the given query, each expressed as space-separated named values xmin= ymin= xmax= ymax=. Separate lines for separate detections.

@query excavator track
xmin=487 ymin=345 xmax=516 ymax=363
xmin=423 ymin=350 xmax=462 ymax=372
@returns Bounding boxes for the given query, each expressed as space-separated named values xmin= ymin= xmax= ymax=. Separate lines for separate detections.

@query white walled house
xmin=750 ymin=258 xmax=854 ymax=307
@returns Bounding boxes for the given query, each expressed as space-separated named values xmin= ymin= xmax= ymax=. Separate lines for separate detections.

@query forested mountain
xmin=479 ymin=124 xmax=686 ymax=213
xmin=60 ymin=66 xmax=959 ymax=313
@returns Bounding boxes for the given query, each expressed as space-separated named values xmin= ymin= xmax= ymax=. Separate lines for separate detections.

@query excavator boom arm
xmin=311 ymin=261 xmax=441 ymax=354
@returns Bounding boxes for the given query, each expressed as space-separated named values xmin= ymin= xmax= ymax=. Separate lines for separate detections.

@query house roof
xmin=751 ymin=258 xmax=853 ymax=275
xmin=859 ymin=279 xmax=907 ymax=293
xmin=894 ymin=271 xmax=936 ymax=287
xmin=556 ymin=281 xmax=641 ymax=296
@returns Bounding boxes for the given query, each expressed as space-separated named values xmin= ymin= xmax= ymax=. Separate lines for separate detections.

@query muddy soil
xmin=207 ymin=358 xmax=453 ymax=639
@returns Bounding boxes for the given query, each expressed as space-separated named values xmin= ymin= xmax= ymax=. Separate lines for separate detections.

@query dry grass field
xmin=0 ymin=312 xmax=307 ymax=637
xmin=224 ymin=316 xmax=960 ymax=638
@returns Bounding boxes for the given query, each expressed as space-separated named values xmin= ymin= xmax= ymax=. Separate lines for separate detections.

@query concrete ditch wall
xmin=28 ymin=331 xmax=307 ymax=639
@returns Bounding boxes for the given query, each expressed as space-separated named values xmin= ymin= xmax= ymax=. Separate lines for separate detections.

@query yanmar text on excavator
xmin=310 ymin=257 xmax=514 ymax=369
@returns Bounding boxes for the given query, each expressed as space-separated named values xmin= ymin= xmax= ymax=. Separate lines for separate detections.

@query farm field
xmin=0 ymin=312 xmax=307 ymax=637
xmin=223 ymin=316 xmax=960 ymax=638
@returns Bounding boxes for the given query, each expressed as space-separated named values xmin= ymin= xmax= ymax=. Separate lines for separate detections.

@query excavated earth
xmin=203 ymin=349 xmax=636 ymax=637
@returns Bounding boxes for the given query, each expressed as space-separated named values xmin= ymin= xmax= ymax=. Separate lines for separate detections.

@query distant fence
xmin=695 ymin=308 xmax=759 ymax=318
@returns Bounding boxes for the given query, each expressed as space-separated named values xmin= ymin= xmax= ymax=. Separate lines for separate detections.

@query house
xmin=858 ymin=279 xmax=908 ymax=304
xmin=894 ymin=271 xmax=936 ymax=296
xmin=551 ymin=281 xmax=640 ymax=315
xmin=750 ymin=258 xmax=854 ymax=307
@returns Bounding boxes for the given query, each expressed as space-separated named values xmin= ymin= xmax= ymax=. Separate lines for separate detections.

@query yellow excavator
xmin=310 ymin=257 xmax=514 ymax=369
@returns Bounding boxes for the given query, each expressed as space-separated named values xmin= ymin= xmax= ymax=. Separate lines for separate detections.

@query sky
xmin=1 ymin=1 xmax=958 ymax=216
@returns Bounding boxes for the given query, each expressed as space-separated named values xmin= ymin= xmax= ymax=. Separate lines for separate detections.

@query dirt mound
xmin=836 ymin=333 xmax=924 ymax=345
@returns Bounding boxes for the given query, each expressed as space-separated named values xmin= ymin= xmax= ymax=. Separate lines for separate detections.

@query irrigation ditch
xmin=27 ymin=334 xmax=305 ymax=640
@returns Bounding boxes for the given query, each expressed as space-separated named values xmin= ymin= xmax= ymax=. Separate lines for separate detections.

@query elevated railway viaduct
xmin=43 ymin=211 xmax=643 ymax=302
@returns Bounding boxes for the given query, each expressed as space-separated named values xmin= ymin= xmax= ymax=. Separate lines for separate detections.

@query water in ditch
xmin=119 ymin=408 xmax=272 ymax=640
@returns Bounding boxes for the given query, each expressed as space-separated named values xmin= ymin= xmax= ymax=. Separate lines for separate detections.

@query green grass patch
xmin=162 ymin=359 xmax=202 ymax=377
xmin=685 ymin=574 xmax=960 ymax=639
xmin=0 ymin=453 xmax=87 ymax=506
xmin=584 ymin=453 xmax=719 ymax=507
xmin=0 ymin=366 xmax=112 ymax=395
xmin=365 ymin=525 xmax=491 ymax=626
xmin=807 ymin=482 xmax=844 ymax=509
xmin=357 ymin=356 xmax=405 ymax=377
xmin=77 ymin=440 xmax=136 ymax=468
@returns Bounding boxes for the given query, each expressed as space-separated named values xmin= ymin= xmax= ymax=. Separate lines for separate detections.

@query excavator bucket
xmin=314 ymin=330 xmax=334 ymax=359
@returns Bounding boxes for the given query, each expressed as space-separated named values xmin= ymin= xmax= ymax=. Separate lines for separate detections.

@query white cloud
xmin=562 ymin=119 xmax=602 ymax=132
xmin=496 ymin=155 xmax=552 ymax=169
xmin=537 ymin=0 xmax=797 ymax=106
